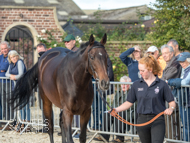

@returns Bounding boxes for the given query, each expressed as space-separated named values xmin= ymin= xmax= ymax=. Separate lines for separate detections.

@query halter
xmin=87 ymin=45 xmax=105 ymax=81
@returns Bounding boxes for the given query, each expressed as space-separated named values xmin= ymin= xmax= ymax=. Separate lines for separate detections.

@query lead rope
xmin=95 ymin=80 xmax=165 ymax=126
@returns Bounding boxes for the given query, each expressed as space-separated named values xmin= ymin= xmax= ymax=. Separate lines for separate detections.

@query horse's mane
xmin=77 ymin=41 xmax=105 ymax=55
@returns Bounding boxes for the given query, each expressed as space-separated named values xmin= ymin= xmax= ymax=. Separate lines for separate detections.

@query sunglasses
xmin=148 ymin=52 xmax=154 ymax=55
xmin=64 ymin=41 xmax=71 ymax=43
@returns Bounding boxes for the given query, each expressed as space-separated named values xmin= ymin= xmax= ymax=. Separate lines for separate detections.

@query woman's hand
xmin=134 ymin=47 xmax=141 ymax=52
xmin=10 ymin=74 xmax=16 ymax=80
xmin=109 ymin=108 xmax=118 ymax=116
xmin=164 ymin=108 xmax=173 ymax=115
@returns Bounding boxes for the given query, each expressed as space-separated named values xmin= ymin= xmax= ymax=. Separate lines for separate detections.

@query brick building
xmin=0 ymin=0 xmax=85 ymax=68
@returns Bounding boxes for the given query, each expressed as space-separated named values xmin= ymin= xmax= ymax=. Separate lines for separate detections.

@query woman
xmin=5 ymin=50 xmax=29 ymax=131
xmin=119 ymin=45 xmax=143 ymax=82
xmin=167 ymin=52 xmax=190 ymax=141
xmin=111 ymin=55 xmax=176 ymax=143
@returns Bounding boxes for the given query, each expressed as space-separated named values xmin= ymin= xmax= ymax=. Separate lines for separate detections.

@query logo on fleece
xmin=155 ymin=86 xmax=159 ymax=94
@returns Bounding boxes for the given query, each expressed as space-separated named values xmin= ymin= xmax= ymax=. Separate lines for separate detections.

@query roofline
xmin=0 ymin=6 xmax=56 ymax=9
xmin=99 ymin=4 xmax=148 ymax=11
xmin=60 ymin=19 xmax=145 ymax=24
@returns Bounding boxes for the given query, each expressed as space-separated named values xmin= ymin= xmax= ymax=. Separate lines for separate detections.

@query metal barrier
xmin=0 ymin=79 xmax=190 ymax=143
xmin=0 ymin=77 xmax=17 ymax=132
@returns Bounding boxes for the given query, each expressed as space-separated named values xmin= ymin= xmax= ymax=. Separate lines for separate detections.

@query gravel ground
xmin=0 ymin=129 xmax=141 ymax=143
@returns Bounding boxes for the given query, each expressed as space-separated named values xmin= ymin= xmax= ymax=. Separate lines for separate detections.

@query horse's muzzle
xmin=100 ymin=79 xmax=110 ymax=91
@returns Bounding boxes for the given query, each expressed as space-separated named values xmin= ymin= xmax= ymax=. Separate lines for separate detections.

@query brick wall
xmin=0 ymin=7 xmax=63 ymax=42
xmin=105 ymin=41 xmax=153 ymax=57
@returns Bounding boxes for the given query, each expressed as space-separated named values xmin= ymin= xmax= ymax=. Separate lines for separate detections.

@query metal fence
xmin=0 ymin=79 xmax=190 ymax=143
xmin=0 ymin=77 xmax=16 ymax=131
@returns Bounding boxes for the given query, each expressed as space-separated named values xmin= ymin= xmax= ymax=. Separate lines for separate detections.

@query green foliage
xmin=36 ymin=29 xmax=81 ymax=49
xmin=146 ymin=0 xmax=190 ymax=50
xmin=79 ymin=22 xmax=147 ymax=42
xmin=109 ymin=44 xmax=128 ymax=81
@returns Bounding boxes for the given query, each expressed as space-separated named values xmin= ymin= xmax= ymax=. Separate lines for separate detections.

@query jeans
xmin=137 ymin=114 xmax=165 ymax=143
xmin=20 ymin=103 xmax=30 ymax=121
xmin=180 ymin=106 xmax=190 ymax=141
xmin=91 ymin=91 xmax=106 ymax=129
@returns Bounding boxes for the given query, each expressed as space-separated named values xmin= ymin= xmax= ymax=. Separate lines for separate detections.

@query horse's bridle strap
xmin=87 ymin=45 xmax=105 ymax=81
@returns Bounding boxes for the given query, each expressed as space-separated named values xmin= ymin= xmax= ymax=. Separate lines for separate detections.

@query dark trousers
xmin=0 ymin=82 xmax=14 ymax=120
xmin=165 ymin=105 xmax=180 ymax=141
xmin=136 ymin=114 xmax=165 ymax=143
xmin=101 ymin=111 xmax=131 ymax=141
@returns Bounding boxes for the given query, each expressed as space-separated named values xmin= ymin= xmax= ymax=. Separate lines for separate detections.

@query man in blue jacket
xmin=0 ymin=41 xmax=11 ymax=121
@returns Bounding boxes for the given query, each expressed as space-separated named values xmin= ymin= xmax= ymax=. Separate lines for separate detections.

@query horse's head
xmin=87 ymin=34 xmax=110 ymax=91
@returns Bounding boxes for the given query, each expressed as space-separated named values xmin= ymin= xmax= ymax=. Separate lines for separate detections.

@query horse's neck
xmin=73 ymin=47 xmax=92 ymax=86
xmin=77 ymin=47 xmax=92 ymax=84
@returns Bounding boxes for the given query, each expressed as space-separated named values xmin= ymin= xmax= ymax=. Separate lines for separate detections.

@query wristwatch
xmin=170 ymin=107 xmax=175 ymax=110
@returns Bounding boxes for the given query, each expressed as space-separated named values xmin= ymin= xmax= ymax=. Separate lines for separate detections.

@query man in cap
xmin=167 ymin=52 xmax=190 ymax=141
xmin=63 ymin=34 xmax=78 ymax=52
xmin=146 ymin=46 xmax=166 ymax=78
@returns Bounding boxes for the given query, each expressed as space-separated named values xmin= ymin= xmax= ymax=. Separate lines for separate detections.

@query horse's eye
xmin=90 ymin=56 xmax=94 ymax=60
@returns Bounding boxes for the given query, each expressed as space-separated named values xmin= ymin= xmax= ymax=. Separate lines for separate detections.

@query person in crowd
xmin=161 ymin=44 xmax=182 ymax=80
xmin=167 ymin=39 xmax=181 ymax=58
xmin=0 ymin=41 xmax=11 ymax=121
xmin=90 ymin=55 xmax=114 ymax=131
xmin=146 ymin=46 xmax=166 ymax=78
xmin=5 ymin=50 xmax=27 ymax=131
xmin=63 ymin=34 xmax=78 ymax=52
xmin=94 ymin=76 xmax=133 ymax=142
xmin=110 ymin=55 xmax=176 ymax=143
xmin=167 ymin=52 xmax=190 ymax=141
xmin=36 ymin=43 xmax=47 ymax=57
xmin=167 ymin=39 xmax=184 ymax=78
xmin=161 ymin=44 xmax=182 ymax=140
xmin=119 ymin=46 xmax=143 ymax=82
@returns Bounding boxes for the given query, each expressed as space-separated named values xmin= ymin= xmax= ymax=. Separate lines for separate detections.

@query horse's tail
xmin=10 ymin=62 xmax=39 ymax=109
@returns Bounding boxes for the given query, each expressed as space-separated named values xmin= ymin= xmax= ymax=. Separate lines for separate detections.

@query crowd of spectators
xmin=0 ymin=36 xmax=190 ymax=142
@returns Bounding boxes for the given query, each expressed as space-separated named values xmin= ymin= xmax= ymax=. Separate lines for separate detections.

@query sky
xmin=73 ymin=0 xmax=157 ymax=10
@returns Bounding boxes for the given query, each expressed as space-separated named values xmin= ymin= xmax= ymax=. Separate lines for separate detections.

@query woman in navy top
xmin=119 ymin=46 xmax=143 ymax=82
xmin=111 ymin=55 xmax=176 ymax=143
xmin=5 ymin=50 xmax=28 ymax=131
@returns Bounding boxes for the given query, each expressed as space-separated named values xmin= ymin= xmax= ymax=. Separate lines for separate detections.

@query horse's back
xmin=38 ymin=47 xmax=73 ymax=108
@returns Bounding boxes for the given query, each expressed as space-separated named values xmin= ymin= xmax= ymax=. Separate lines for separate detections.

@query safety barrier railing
xmin=0 ymin=78 xmax=190 ymax=143
xmin=0 ymin=77 xmax=17 ymax=132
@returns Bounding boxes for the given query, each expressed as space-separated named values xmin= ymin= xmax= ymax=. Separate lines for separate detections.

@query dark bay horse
xmin=10 ymin=34 xmax=110 ymax=143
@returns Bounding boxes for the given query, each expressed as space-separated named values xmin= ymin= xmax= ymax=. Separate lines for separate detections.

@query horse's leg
xmin=59 ymin=110 xmax=66 ymax=143
xmin=42 ymin=95 xmax=54 ymax=143
xmin=62 ymin=109 xmax=74 ymax=143
xmin=80 ymin=108 xmax=91 ymax=143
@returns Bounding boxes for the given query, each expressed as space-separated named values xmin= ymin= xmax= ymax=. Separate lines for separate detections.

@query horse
xmin=10 ymin=34 xmax=110 ymax=143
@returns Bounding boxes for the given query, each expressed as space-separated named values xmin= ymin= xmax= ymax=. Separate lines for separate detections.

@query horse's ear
xmin=89 ymin=34 xmax=95 ymax=46
xmin=100 ymin=33 xmax=107 ymax=45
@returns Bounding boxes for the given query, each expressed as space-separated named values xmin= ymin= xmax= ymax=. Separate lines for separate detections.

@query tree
xmin=147 ymin=0 xmax=190 ymax=51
